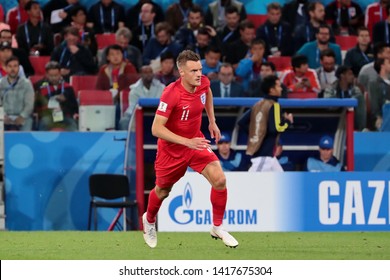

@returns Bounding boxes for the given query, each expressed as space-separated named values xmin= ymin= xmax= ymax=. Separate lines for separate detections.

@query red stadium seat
xmin=247 ymin=14 xmax=268 ymax=29
xmin=95 ymin=33 xmax=116 ymax=49
xmin=335 ymin=35 xmax=357 ymax=51
xmin=78 ymin=90 xmax=113 ymax=105
xmin=287 ymin=92 xmax=318 ymax=99
xmin=120 ymin=89 xmax=130 ymax=117
xmin=70 ymin=75 xmax=98 ymax=97
xmin=28 ymin=75 xmax=44 ymax=86
xmin=29 ymin=56 xmax=50 ymax=75
xmin=268 ymin=56 xmax=292 ymax=72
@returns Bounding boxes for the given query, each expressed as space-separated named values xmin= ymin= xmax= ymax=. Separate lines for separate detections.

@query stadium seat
xmin=95 ymin=33 xmax=116 ymax=49
xmin=78 ymin=90 xmax=115 ymax=131
xmin=247 ymin=14 xmax=268 ymax=29
xmin=70 ymin=75 xmax=98 ymax=98
xmin=335 ymin=35 xmax=357 ymax=51
xmin=120 ymin=89 xmax=130 ymax=117
xmin=268 ymin=56 xmax=292 ymax=72
xmin=287 ymin=92 xmax=318 ymax=99
xmin=88 ymin=174 xmax=137 ymax=231
xmin=29 ymin=56 xmax=50 ymax=75
xmin=28 ymin=75 xmax=44 ymax=86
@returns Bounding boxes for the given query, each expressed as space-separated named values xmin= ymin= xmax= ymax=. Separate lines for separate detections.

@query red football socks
xmin=210 ymin=187 xmax=227 ymax=227
xmin=146 ymin=188 xmax=163 ymax=223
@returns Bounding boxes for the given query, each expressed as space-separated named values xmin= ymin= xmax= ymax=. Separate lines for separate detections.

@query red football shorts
xmin=155 ymin=147 xmax=218 ymax=188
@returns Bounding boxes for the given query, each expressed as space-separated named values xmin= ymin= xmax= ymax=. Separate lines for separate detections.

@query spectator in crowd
xmin=247 ymin=61 xmax=288 ymax=98
xmin=217 ymin=5 xmax=241 ymax=47
xmin=210 ymin=62 xmax=244 ymax=98
xmin=0 ymin=41 xmax=25 ymax=78
xmin=344 ymin=26 xmax=374 ymax=77
xmin=205 ymin=0 xmax=246 ymax=30
xmin=119 ymin=65 xmax=165 ymax=130
xmin=365 ymin=0 xmax=388 ymax=37
xmin=34 ymin=61 xmax=78 ymax=131
xmin=224 ymin=19 xmax=256 ymax=68
xmin=69 ymin=6 xmax=97 ymax=59
xmin=235 ymin=39 xmax=266 ymax=92
xmin=16 ymin=1 xmax=54 ymax=56
xmin=130 ymin=2 xmax=156 ymax=53
xmin=238 ymin=75 xmax=293 ymax=172
xmin=6 ymin=0 xmax=30 ymax=34
xmin=201 ymin=45 xmax=222 ymax=81
xmin=0 ymin=29 xmax=34 ymax=76
xmin=280 ymin=54 xmax=321 ymax=95
xmin=256 ymin=2 xmax=294 ymax=57
xmin=316 ymin=49 xmax=338 ymax=92
xmin=154 ymin=51 xmax=178 ymax=86
xmin=323 ymin=65 xmax=366 ymax=131
xmin=142 ymin=21 xmax=182 ymax=66
xmin=185 ymin=26 xmax=220 ymax=59
xmin=99 ymin=27 xmax=142 ymax=72
xmin=294 ymin=1 xmax=329 ymax=52
xmin=282 ymin=0 xmax=310 ymax=31
xmin=0 ymin=56 xmax=34 ymax=131
xmin=126 ymin=0 xmax=164 ymax=30
xmin=368 ymin=58 xmax=390 ymax=131
xmin=175 ymin=5 xmax=204 ymax=50
xmin=42 ymin=0 xmax=83 ymax=34
xmin=274 ymin=138 xmax=295 ymax=171
xmin=86 ymin=0 xmax=125 ymax=34
xmin=165 ymin=0 xmax=193 ymax=33
xmin=373 ymin=3 xmax=390 ymax=45
xmin=215 ymin=132 xmax=247 ymax=171
xmin=297 ymin=24 xmax=342 ymax=69
xmin=325 ymin=0 xmax=364 ymax=35
xmin=50 ymin=26 xmax=97 ymax=81
xmin=305 ymin=135 xmax=345 ymax=172
xmin=358 ymin=42 xmax=390 ymax=91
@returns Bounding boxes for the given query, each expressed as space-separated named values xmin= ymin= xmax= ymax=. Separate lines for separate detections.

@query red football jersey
xmin=156 ymin=75 xmax=210 ymax=158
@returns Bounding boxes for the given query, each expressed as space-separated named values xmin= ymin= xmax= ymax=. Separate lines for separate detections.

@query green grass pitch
xmin=0 ymin=231 xmax=389 ymax=260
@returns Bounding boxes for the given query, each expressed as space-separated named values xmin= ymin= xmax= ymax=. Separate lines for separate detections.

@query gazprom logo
xmin=168 ymin=182 xmax=258 ymax=225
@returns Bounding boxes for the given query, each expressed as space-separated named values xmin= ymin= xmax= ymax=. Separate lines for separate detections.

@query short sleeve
xmin=156 ymin=84 xmax=179 ymax=118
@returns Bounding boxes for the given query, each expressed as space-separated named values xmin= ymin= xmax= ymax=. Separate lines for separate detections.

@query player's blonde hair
xmin=176 ymin=50 xmax=200 ymax=69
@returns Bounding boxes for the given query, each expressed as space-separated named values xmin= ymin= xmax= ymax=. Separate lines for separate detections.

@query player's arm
xmin=204 ymin=88 xmax=221 ymax=143
xmin=152 ymin=114 xmax=210 ymax=150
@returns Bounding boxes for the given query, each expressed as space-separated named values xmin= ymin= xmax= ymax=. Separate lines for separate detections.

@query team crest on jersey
xmin=158 ymin=101 xmax=168 ymax=112
xmin=200 ymin=93 xmax=206 ymax=104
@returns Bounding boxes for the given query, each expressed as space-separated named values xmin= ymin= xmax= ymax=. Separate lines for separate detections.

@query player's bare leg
xmin=202 ymin=161 xmax=239 ymax=248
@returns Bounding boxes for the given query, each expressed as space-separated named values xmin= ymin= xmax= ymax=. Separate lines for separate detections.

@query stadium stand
xmin=29 ymin=56 xmax=51 ymax=76
xmin=95 ymin=33 xmax=117 ymax=49
xmin=335 ymin=35 xmax=358 ymax=51
xmin=70 ymin=75 xmax=98 ymax=98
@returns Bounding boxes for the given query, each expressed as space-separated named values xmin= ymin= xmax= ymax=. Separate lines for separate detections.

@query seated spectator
xmin=358 ymin=42 xmax=390 ymax=91
xmin=280 ymin=54 xmax=321 ymax=94
xmin=247 ymin=61 xmax=288 ymax=98
xmin=0 ymin=56 xmax=34 ymax=131
xmin=119 ymin=65 xmax=165 ymax=130
xmin=217 ymin=5 xmax=241 ymax=47
xmin=210 ymin=62 xmax=244 ymax=98
xmin=99 ymin=27 xmax=142 ymax=72
xmin=323 ymin=65 xmax=366 ymax=131
xmin=86 ymin=0 xmax=125 ymax=34
xmin=235 ymin=39 xmax=266 ymax=92
xmin=15 ymin=1 xmax=54 ymax=56
xmin=126 ymin=0 xmax=164 ymax=31
xmin=215 ymin=132 xmax=247 ymax=171
xmin=6 ymin=0 xmax=30 ymax=34
xmin=274 ymin=138 xmax=295 ymax=171
xmin=165 ymin=0 xmax=194 ymax=33
xmin=373 ymin=3 xmax=390 ymax=45
xmin=297 ymin=24 xmax=342 ymax=69
xmin=344 ymin=27 xmax=374 ymax=77
xmin=256 ymin=2 xmax=294 ymax=57
xmin=282 ymin=0 xmax=310 ymax=31
xmin=0 ymin=41 xmax=25 ymax=78
xmin=142 ymin=21 xmax=182 ymax=67
xmin=205 ymin=0 xmax=246 ymax=30
xmin=316 ymin=49 xmax=338 ymax=93
xmin=201 ymin=45 xmax=222 ymax=81
xmin=365 ymin=0 xmax=388 ymax=37
xmin=185 ymin=26 xmax=220 ymax=59
xmin=305 ymin=135 xmax=345 ymax=171
xmin=42 ymin=0 xmax=83 ymax=34
xmin=34 ymin=61 xmax=78 ymax=131
xmin=51 ymin=26 xmax=97 ymax=81
xmin=368 ymin=58 xmax=390 ymax=131
xmin=325 ymin=0 xmax=364 ymax=35
xmin=0 ymin=29 xmax=34 ymax=76
xmin=175 ymin=5 xmax=204 ymax=50
xmin=155 ymin=52 xmax=178 ymax=86
xmin=130 ymin=2 xmax=157 ymax=53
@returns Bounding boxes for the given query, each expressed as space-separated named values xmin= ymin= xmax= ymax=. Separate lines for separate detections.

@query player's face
xmin=180 ymin=60 xmax=202 ymax=87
